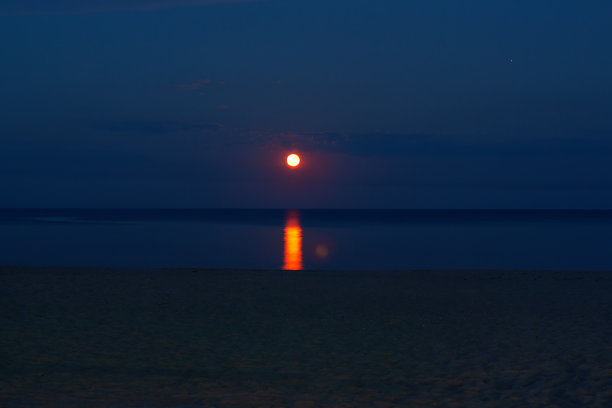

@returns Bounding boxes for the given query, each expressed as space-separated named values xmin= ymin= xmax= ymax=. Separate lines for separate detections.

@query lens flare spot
xmin=315 ymin=244 xmax=329 ymax=259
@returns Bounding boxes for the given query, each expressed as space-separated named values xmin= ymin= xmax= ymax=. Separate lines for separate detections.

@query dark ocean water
xmin=2 ymin=209 xmax=612 ymax=270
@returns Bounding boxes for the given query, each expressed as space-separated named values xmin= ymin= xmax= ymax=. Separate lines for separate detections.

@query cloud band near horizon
xmin=0 ymin=0 xmax=260 ymax=15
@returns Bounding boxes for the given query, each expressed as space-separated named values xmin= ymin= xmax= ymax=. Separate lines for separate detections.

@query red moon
xmin=286 ymin=154 xmax=300 ymax=167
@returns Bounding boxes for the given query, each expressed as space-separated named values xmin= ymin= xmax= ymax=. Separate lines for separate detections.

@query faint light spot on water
xmin=315 ymin=244 xmax=329 ymax=259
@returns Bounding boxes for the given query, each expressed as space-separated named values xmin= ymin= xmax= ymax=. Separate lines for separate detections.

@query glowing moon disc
xmin=287 ymin=154 xmax=300 ymax=167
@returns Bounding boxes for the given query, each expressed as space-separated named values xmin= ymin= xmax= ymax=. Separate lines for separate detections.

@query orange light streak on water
xmin=283 ymin=210 xmax=303 ymax=270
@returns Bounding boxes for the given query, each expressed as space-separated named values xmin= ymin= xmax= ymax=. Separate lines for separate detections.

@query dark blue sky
xmin=2 ymin=0 xmax=611 ymax=208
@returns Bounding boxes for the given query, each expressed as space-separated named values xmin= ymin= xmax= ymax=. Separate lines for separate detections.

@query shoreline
xmin=2 ymin=264 xmax=612 ymax=274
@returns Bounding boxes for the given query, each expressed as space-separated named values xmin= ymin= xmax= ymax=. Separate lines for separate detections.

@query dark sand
xmin=1 ymin=267 xmax=612 ymax=407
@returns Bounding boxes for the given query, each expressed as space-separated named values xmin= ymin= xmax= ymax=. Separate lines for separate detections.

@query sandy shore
xmin=1 ymin=267 xmax=612 ymax=407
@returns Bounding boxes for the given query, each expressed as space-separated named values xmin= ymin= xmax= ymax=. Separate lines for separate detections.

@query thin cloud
xmin=587 ymin=129 xmax=612 ymax=137
xmin=97 ymin=119 xmax=222 ymax=135
xmin=252 ymin=131 xmax=441 ymax=156
xmin=177 ymin=79 xmax=212 ymax=92
xmin=0 ymin=0 xmax=261 ymax=16
xmin=245 ymin=130 xmax=612 ymax=158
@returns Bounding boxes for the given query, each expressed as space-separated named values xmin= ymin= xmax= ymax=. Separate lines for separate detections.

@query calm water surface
xmin=1 ymin=209 xmax=612 ymax=270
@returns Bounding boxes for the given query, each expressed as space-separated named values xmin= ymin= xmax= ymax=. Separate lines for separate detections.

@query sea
xmin=1 ymin=208 xmax=612 ymax=270
xmin=3 ymin=209 xmax=612 ymax=407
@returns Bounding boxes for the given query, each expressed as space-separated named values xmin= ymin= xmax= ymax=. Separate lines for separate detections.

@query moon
xmin=286 ymin=153 xmax=300 ymax=167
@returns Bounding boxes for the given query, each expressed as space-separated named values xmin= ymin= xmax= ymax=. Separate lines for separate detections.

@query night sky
xmin=2 ymin=0 xmax=611 ymax=208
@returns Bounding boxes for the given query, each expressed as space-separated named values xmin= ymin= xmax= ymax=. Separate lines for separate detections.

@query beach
xmin=2 ymin=267 xmax=611 ymax=407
